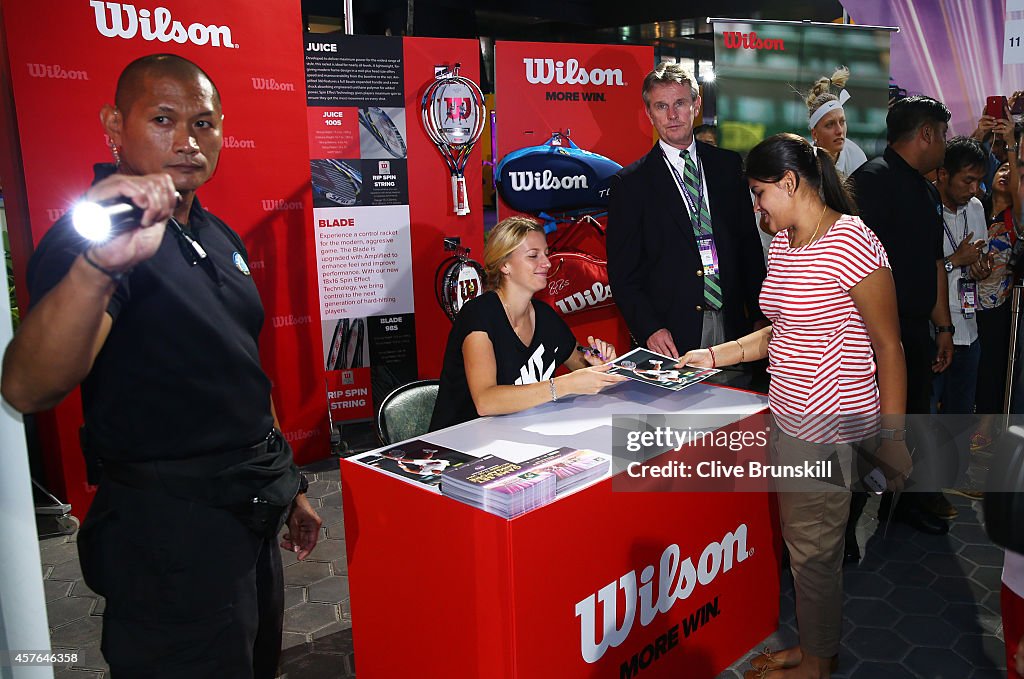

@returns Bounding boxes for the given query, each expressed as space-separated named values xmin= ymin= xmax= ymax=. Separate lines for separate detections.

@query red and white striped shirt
xmin=759 ymin=215 xmax=890 ymax=443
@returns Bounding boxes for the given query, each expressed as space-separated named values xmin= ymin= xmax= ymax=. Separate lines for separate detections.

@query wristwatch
xmin=943 ymin=257 xmax=954 ymax=273
xmin=879 ymin=428 xmax=907 ymax=441
xmin=935 ymin=325 xmax=956 ymax=335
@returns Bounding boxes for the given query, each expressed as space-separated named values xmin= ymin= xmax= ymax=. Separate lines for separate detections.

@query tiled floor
xmin=38 ymin=465 xmax=1007 ymax=678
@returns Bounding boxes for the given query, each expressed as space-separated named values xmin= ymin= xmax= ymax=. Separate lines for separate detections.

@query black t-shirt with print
xmin=429 ymin=291 xmax=575 ymax=431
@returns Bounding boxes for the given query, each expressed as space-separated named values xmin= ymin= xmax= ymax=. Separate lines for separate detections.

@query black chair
xmin=376 ymin=379 xmax=441 ymax=445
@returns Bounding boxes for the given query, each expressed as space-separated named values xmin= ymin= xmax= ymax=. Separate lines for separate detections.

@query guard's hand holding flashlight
xmin=74 ymin=173 xmax=178 ymax=274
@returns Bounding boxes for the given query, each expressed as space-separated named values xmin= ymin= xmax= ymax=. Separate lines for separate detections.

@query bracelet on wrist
xmin=82 ymin=248 xmax=129 ymax=283
xmin=734 ymin=339 xmax=745 ymax=363
xmin=707 ymin=345 xmax=717 ymax=368
xmin=935 ymin=325 xmax=955 ymax=335
xmin=549 ymin=377 xmax=558 ymax=402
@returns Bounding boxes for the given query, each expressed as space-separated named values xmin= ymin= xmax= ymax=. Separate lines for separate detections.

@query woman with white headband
xmin=806 ymin=67 xmax=868 ymax=177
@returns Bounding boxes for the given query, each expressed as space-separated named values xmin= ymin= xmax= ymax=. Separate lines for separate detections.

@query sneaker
xmin=946 ymin=488 xmax=984 ymax=500
xmin=921 ymin=492 xmax=959 ymax=519
xmin=971 ymin=432 xmax=993 ymax=451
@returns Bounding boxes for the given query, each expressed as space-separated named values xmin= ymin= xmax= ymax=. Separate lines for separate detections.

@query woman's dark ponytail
xmin=746 ymin=133 xmax=858 ymax=216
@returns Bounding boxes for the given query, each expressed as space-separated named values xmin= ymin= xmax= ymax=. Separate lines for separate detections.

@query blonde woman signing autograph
xmin=678 ymin=134 xmax=912 ymax=679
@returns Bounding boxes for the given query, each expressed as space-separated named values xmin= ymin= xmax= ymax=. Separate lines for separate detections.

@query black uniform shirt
xmin=850 ymin=147 xmax=944 ymax=319
xmin=28 ymin=165 xmax=273 ymax=461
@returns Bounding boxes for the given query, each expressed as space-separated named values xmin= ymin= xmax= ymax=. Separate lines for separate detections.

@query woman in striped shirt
xmin=680 ymin=133 xmax=911 ymax=679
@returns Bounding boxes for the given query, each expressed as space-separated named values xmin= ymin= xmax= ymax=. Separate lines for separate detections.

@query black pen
xmin=577 ymin=345 xmax=605 ymax=361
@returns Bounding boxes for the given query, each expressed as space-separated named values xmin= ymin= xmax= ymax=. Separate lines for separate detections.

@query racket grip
xmin=454 ymin=175 xmax=469 ymax=216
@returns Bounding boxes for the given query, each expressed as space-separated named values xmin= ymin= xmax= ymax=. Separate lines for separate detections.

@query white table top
xmin=350 ymin=380 xmax=768 ymax=488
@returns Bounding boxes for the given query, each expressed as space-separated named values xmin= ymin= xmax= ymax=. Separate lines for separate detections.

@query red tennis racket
xmin=421 ymin=64 xmax=485 ymax=216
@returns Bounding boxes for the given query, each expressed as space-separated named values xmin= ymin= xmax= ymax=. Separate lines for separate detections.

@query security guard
xmin=1 ymin=54 xmax=321 ymax=678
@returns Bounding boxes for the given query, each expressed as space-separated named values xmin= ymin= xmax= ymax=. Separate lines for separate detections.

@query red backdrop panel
xmin=0 ymin=0 xmax=327 ymax=515
xmin=402 ymin=37 xmax=484 ymax=379
xmin=494 ymin=41 xmax=655 ymax=354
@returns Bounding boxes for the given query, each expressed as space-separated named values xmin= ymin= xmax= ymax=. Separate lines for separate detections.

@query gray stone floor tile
xmin=959 ymin=544 xmax=1007 ymax=568
xmin=885 ymin=587 xmax=946 ymax=616
xmin=45 ymin=578 xmax=74 ymax=602
xmin=841 ymin=597 xmax=903 ymax=627
xmin=281 ymin=632 xmax=308 ymax=651
xmin=311 ymin=626 xmax=353 ymax=655
xmin=954 ymin=633 xmax=1008 ymax=670
xmin=49 ymin=560 xmax=83 ymax=581
xmin=283 ymin=602 xmax=339 ymax=635
xmin=320 ymin=491 xmax=343 ymax=508
xmin=842 ymin=570 xmax=894 ymax=599
xmin=847 ymin=661 xmax=915 ymax=678
xmin=894 ymin=614 xmax=960 ymax=647
xmin=878 ymin=560 xmax=938 ymax=588
xmin=284 ymin=585 xmax=306 ymax=609
xmin=903 ymin=646 xmax=975 ymax=678
xmin=50 ymin=616 xmax=103 ymax=648
xmin=70 ymin=642 xmax=108 ymax=672
xmin=46 ymin=597 xmax=95 ymax=626
xmin=306 ymin=537 xmax=344 ymax=564
xmin=39 ymin=540 xmax=80 ymax=566
xmin=308 ymin=575 xmax=348 ymax=604
xmin=315 ymin=506 xmax=344 ymax=528
xmin=284 ymin=560 xmax=332 ymax=586
xmin=844 ymin=627 xmax=910 ymax=662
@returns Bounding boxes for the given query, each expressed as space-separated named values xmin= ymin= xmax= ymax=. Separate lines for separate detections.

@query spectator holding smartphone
xmin=974 ymin=112 xmax=1022 ymax=449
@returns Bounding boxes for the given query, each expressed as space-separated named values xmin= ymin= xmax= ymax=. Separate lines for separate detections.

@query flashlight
xmin=72 ymin=197 xmax=145 ymax=242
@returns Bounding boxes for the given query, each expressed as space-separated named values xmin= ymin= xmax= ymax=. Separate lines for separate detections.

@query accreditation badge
xmin=697 ymin=235 xmax=720 ymax=276
xmin=958 ymin=277 xmax=976 ymax=318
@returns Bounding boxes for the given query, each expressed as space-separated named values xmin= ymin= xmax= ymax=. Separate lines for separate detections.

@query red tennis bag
xmin=535 ymin=216 xmax=613 ymax=316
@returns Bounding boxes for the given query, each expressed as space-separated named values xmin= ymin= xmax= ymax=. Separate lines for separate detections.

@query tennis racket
xmin=421 ymin=64 xmax=485 ymax=216
xmin=358 ymin=107 xmax=408 ymax=158
xmin=435 ymin=254 xmax=485 ymax=321
xmin=326 ymin=317 xmax=366 ymax=370
xmin=310 ymin=159 xmax=362 ymax=207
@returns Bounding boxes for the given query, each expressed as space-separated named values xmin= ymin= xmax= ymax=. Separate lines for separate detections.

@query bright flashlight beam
xmin=72 ymin=201 xmax=139 ymax=242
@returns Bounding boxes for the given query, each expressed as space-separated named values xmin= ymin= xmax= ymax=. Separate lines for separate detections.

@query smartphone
xmin=986 ymin=95 xmax=1008 ymax=119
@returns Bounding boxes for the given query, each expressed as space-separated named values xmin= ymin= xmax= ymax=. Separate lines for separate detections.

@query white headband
xmin=808 ymin=89 xmax=851 ymax=130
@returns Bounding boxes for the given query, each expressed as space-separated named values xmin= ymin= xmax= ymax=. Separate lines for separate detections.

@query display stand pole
xmin=1004 ymin=285 xmax=1022 ymax=427
xmin=0 ymin=205 xmax=55 ymax=678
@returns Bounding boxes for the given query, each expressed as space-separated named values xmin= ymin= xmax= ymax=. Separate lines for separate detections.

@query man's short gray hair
xmin=642 ymin=62 xmax=697 ymax=107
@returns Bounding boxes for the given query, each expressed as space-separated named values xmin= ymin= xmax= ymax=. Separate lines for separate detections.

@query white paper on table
xmin=522 ymin=417 xmax=605 ymax=436
xmin=460 ymin=439 xmax=555 ymax=463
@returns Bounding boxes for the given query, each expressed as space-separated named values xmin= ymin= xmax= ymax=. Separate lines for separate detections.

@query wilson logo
xmin=575 ymin=524 xmax=750 ymax=663
xmin=46 ymin=208 xmax=69 ymax=223
xmin=27 ymin=64 xmax=89 ymax=80
xmin=555 ymin=281 xmax=612 ymax=314
xmin=722 ymin=31 xmax=785 ymax=51
xmin=90 ymin=2 xmax=236 ymax=48
xmin=271 ymin=314 xmax=311 ymax=328
xmin=224 ymin=136 xmax=256 ymax=149
xmin=508 ymin=170 xmax=589 ymax=192
xmin=523 ymin=58 xmax=625 ymax=86
xmin=251 ymin=77 xmax=296 ymax=92
xmin=260 ymin=199 xmax=304 ymax=211
xmin=283 ymin=428 xmax=317 ymax=443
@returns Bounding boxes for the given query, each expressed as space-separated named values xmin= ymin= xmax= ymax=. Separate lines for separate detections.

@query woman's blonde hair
xmin=805 ymin=66 xmax=850 ymax=118
xmin=483 ymin=216 xmax=545 ymax=290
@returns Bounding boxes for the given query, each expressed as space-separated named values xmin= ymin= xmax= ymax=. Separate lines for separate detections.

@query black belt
xmin=100 ymin=430 xmax=300 ymax=536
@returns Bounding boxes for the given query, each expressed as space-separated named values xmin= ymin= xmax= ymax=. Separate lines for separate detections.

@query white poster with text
xmin=315 ymin=204 xmax=414 ymax=319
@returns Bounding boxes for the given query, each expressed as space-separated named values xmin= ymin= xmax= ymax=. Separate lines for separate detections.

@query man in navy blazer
xmin=608 ymin=62 xmax=766 ymax=358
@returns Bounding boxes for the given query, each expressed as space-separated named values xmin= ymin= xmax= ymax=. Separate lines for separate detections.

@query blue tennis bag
xmin=495 ymin=133 xmax=622 ymax=214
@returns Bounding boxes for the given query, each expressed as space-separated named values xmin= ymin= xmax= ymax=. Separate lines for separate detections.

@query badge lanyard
xmin=942 ymin=210 xmax=976 ymax=318
xmin=662 ymin=148 xmax=720 ymax=277
xmin=662 ymin=148 xmax=705 ymax=221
